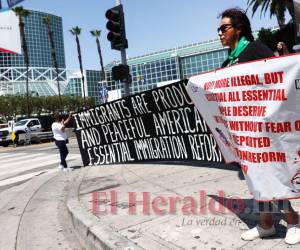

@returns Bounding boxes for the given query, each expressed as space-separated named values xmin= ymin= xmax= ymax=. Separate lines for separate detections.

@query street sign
xmin=100 ymin=86 xmax=108 ymax=98
xmin=11 ymin=131 xmax=16 ymax=141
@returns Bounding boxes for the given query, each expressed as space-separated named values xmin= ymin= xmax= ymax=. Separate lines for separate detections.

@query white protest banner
xmin=0 ymin=10 xmax=21 ymax=54
xmin=186 ymin=54 xmax=300 ymax=201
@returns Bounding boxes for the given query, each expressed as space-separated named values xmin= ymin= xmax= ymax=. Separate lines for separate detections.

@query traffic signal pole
xmin=116 ymin=0 xmax=130 ymax=97
xmin=120 ymin=49 xmax=130 ymax=97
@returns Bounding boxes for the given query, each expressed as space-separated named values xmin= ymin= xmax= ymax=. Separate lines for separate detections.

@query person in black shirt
xmin=218 ymin=8 xmax=300 ymax=245
xmin=219 ymin=8 xmax=274 ymax=67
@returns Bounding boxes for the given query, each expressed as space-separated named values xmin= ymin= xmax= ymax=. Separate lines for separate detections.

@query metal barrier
xmin=17 ymin=128 xmax=74 ymax=145
xmin=30 ymin=131 xmax=54 ymax=143
xmin=18 ymin=133 xmax=31 ymax=145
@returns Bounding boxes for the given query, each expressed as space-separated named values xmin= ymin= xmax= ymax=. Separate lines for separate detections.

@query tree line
xmin=0 ymin=95 xmax=94 ymax=121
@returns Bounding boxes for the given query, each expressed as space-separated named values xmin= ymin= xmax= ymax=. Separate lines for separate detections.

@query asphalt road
xmin=0 ymin=138 xmax=82 ymax=192
xmin=0 ymin=138 xmax=84 ymax=250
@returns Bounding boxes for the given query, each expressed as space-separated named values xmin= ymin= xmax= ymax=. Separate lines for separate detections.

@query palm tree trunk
xmin=285 ymin=0 xmax=295 ymax=19
xmin=286 ymin=0 xmax=300 ymax=43
xmin=76 ymin=35 xmax=86 ymax=108
xmin=275 ymin=11 xmax=286 ymax=29
xmin=96 ymin=37 xmax=105 ymax=81
xmin=19 ymin=17 xmax=30 ymax=117
xmin=47 ymin=27 xmax=62 ymax=109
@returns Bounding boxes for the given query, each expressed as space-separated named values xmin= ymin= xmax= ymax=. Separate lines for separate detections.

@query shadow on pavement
xmin=208 ymin=194 xmax=287 ymax=237
xmin=123 ymin=160 xmax=246 ymax=180
xmin=70 ymin=165 xmax=83 ymax=170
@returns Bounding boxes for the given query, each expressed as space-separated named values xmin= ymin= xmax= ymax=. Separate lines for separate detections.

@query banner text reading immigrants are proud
xmin=73 ymin=80 xmax=222 ymax=166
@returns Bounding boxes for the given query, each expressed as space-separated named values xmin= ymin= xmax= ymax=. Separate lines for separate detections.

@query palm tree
xmin=43 ymin=16 xmax=63 ymax=110
xmin=247 ymin=0 xmax=295 ymax=29
xmin=70 ymin=26 xmax=86 ymax=108
xmin=12 ymin=6 xmax=31 ymax=117
xmin=90 ymin=29 xmax=106 ymax=81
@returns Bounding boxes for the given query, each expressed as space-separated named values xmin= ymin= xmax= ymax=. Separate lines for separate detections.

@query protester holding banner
xmin=219 ymin=9 xmax=273 ymax=67
xmin=52 ymin=113 xmax=73 ymax=172
xmin=218 ymin=8 xmax=300 ymax=245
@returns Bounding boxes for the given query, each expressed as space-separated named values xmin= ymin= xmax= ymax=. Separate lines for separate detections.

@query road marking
xmin=0 ymin=153 xmax=80 ymax=176
xmin=0 ymin=152 xmax=27 ymax=160
xmin=0 ymin=153 xmax=10 ymax=156
xmin=34 ymin=146 xmax=57 ymax=151
xmin=0 ymin=169 xmax=58 ymax=187
xmin=1 ymin=156 xmax=79 ymax=176
xmin=0 ymin=153 xmax=45 ymax=165
xmin=0 ymin=154 xmax=59 ymax=170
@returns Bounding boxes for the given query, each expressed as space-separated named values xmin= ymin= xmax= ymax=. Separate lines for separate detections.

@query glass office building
xmin=94 ymin=29 xmax=276 ymax=100
xmin=0 ymin=10 xmax=66 ymax=96
xmin=64 ymin=70 xmax=101 ymax=104
xmin=48 ymin=26 xmax=276 ymax=104
xmin=96 ymin=38 xmax=228 ymax=99
xmin=65 ymin=38 xmax=231 ymax=104
xmin=63 ymin=75 xmax=82 ymax=97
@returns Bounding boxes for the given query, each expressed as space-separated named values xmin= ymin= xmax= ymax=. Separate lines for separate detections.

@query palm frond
xmin=12 ymin=6 xmax=30 ymax=17
xmin=70 ymin=26 xmax=81 ymax=35
xmin=90 ymin=29 xmax=101 ymax=37
xmin=43 ymin=16 xmax=52 ymax=25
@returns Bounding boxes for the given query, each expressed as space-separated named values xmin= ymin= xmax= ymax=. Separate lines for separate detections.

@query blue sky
xmin=19 ymin=0 xmax=279 ymax=70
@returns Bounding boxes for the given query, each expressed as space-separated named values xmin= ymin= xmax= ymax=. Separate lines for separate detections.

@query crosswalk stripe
xmin=0 ymin=153 xmax=45 ymax=165
xmin=0 ymin=154 xmax=80 ymax=177
xmin=0 ymin=153 xmax=79 ymax=169
xmin=0 ymin=168 xmax=58 ymax=187
xmin=0 ymin=153 xmax=10 ymax=156
xmin=0 ymin=154 xmax=59 ymax=170
xmin=0 ymin=156 xmax=79 ymax=177
xmin=0 ymin=153 xmax=28 ymax=160
xmin=34 ymin=146 xmax=57 ymax=151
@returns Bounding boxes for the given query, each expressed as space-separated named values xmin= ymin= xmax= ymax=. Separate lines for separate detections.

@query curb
xmin=0 ymin=171 xmax=59 ymax=250
xmin=66 ymin=168 xmax=144 ymax=250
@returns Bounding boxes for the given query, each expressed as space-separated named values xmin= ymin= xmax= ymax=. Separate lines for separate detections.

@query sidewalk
xmin=67 ymin=163 xmax=300 ymax=250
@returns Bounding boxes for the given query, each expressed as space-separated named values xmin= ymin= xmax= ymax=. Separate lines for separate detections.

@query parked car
xmin=0 ymin=128 xmax=11 ymax=147
xmin=13 ymin=118 xmax=43 ymax=144
xmin=0 ymin=118 xmax=44 ymax=146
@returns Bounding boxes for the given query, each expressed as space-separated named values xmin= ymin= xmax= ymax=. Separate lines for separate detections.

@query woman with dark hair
xmin=219 ymin=8 xmax=273 ymax=67
xmin=218 ymin=8 xmax=300 ymax=245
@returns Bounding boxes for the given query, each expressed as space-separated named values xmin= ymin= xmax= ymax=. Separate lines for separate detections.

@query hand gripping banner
xmin=186 ymin=54 xmax=300 ymax=201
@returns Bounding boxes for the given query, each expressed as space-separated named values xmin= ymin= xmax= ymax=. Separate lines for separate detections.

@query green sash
xmin=228 ymin=36 xmax=250 ymax=65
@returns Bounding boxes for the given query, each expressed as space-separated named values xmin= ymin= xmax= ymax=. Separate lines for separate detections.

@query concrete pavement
xmin=67 ymin=162 xmax=300 ymax=250
xmin=0 ymin=168 xmax=82 ymax=250
xmin=2 ymin=138 xmax=300 ymax=249
xmin=0 ymin=138 xmax=83 ymax=250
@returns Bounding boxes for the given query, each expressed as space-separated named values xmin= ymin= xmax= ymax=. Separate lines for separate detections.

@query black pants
xmin=257 ymin=200 xmax=291 ymax=213
xmin=55 ymin=140 xmax=69 ymax=168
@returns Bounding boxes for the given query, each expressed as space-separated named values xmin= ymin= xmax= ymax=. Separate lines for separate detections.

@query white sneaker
xmin=58 ymin=164 xmax=64 ymax=170
xmin=63 ymin=167 xmax=73 ymax=172
xmin=241 ymin=225 xmax=276 ymax=241
xmin=285 ymin=217 xmax=300 ymax=245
